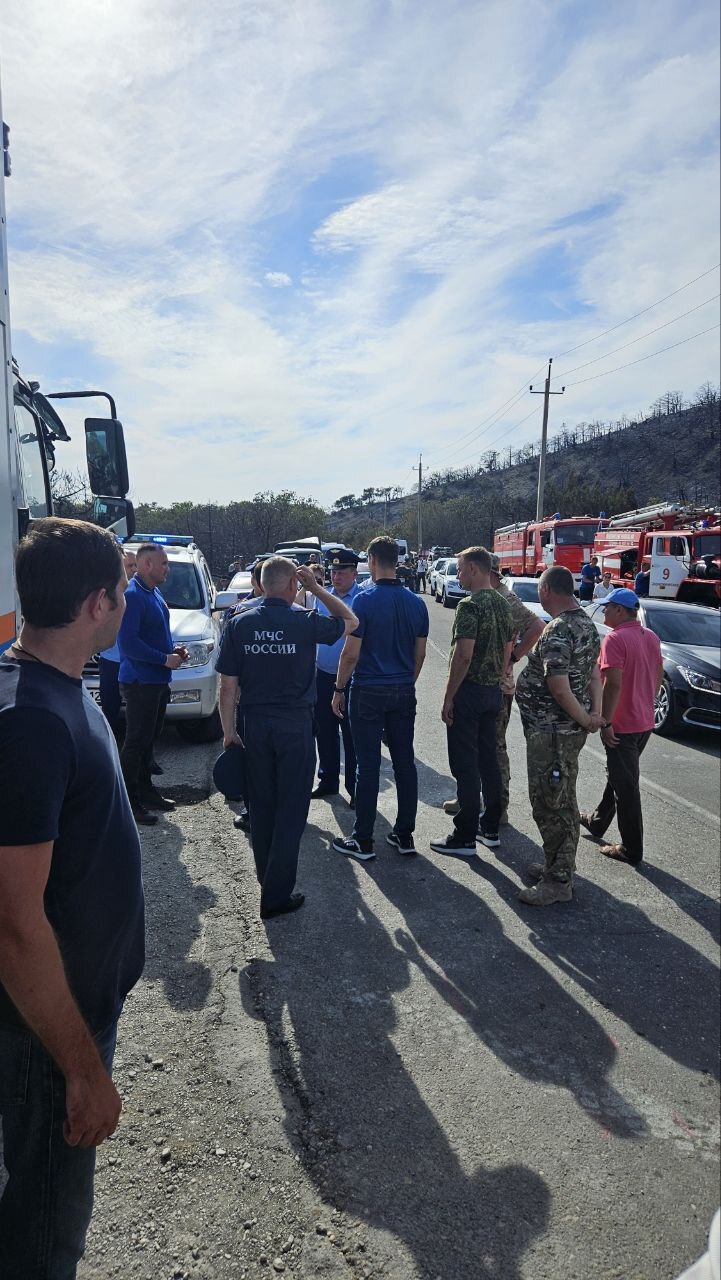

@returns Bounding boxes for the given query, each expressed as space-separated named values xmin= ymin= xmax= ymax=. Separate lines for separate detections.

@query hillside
xmin=326 ymin=388 xmax=721 ymax=551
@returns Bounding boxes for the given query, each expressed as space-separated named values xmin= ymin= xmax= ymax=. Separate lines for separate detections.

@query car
xmin=434 ymin=558 xmax=468 ymax=607
xmin=583 ymin=598 xmax=721 ymax=736
xmin=429 ymin=546 xmax=453 ymax=562
xmin=215 ymin=567 xmax=254 ymax=610
xmin=500 ymin=576 xmax=552 ymax=623
xmin=83 ymin=536 xmax=223 ymax=743
xmin=429 ymin=557 xmax=450 ymax=596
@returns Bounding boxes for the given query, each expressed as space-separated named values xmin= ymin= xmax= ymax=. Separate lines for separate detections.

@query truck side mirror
xmin=84 ymin=418 xmax=130 ymax=497
xmin=92 ymin=497 xmax=136 ymax=541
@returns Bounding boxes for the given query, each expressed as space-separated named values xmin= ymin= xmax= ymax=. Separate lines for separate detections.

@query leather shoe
xmin=260 ymin=892 xmax=305 ymax=920
xmin=311 ymin=784 xmax=338 ymax=799
xmin=131 ymin=804 xmax=158 ymax=827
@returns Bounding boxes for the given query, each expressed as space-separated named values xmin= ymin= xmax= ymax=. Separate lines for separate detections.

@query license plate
xmin=89 ymin=689 xmax=102 ymax=704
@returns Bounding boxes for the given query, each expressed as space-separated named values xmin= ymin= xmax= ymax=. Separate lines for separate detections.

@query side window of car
xmin=669 ymin=537 xmax=686 ymax=556
xmin=198 ymin=558 xmax=214 ymax=608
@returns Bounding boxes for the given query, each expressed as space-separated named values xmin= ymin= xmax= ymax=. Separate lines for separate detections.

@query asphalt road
xmin=80 ymin=599 xmax=720 ymax=1280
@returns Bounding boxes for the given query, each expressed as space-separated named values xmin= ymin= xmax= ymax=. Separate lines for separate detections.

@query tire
xmin=176 ymin=708 xmax=223 ymax=744
xmin=442 ymin=589 xmax=452 ymax=608
xmin=653 ymin=677 xmax=678 ymax=737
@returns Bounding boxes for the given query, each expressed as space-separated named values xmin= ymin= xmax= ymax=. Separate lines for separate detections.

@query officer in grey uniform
xmin=216 ymin=557 xmax=358 ymax=919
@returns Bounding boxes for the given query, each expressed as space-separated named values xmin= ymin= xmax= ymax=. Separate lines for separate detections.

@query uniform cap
xmin=329 ymin=550 xmax=359 ymax=569
xmin=212 ymin=746 xmax=247 ymax=800
xmin=603 ymin=587 xmax=640 ymax=609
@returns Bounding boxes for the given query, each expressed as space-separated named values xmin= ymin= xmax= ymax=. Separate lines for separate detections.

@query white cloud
xmin=0 ymin=0 xmax=718 ymax=507
xmin=265 ymin=271 xmax=293 ymax=288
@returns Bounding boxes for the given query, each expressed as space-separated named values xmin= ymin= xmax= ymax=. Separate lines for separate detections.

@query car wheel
xmin=653 ymin=677 xmax=678 ymax=737
xmin=442 ymin=589 xmax=452 ymax=608
xmin=176 ymin=708 xmax=223 ymax=744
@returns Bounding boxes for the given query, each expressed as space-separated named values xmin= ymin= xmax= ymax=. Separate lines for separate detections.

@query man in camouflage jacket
xmin=515 ymin=565 xmax=603 ymax=905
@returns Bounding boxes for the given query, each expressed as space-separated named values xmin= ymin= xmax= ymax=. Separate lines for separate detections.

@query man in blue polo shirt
xmin=331 ymin=536 xmax=429 ymax=861
xmin=312 ymin=548 xmax=362 ymax=805
xmin=216 ymin=558 xmax=359 ymax=919
xmin=118 ymin=544 xmax=188 ymax=825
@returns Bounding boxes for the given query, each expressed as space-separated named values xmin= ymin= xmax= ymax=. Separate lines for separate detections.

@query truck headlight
xmin=181 ymin=640 xmax=215 ymax=668
xmin=677 ymin=666 xmax=721 ymax=694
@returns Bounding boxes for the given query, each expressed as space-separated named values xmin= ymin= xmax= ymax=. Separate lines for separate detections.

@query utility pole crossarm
xmin=530 ymin=357 xmax=565 ymax=522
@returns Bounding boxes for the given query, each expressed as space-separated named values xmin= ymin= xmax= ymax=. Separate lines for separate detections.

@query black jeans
xmin=314 ymin=668 xmax=356 ymax=794
xmin=417 ymin=572 xmax=427 ymax=592
xmin=447 ymin=681 xmax=503 ymax=840
xmin=244 ymin=708 xmax=315 ymax=912
xmin=349 ymin=683 xmax=418 ymax=843
xmin=119 ymin=682 xmax=170 ymax=801
xmin=587 ymin=731 xmax=651 ymax=860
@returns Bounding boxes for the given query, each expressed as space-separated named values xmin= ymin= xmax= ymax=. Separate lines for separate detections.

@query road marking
xmin=427 ymin=636 xmax=720 ymax=828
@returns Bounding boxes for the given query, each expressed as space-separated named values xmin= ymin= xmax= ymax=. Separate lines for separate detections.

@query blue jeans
xmin=349 ymin=683 xmax=418 ymax=844
xmin=0 ymin=1018 xmax=118 ymax=1279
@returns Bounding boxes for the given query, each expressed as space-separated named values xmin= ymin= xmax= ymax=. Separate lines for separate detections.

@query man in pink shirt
xmin=581 ymin=588 xmax=664 ymax=865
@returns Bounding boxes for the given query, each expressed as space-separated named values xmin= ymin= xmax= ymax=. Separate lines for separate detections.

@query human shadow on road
xmin=373 ymin=846 xmax=644 ymax=1139
xmin=470 ymin=833 xmax=721 ymax=1080
xmin=140 ymin=813 xmax=216 ymax=1012
xmin=240 ymin=835 xmax=550 ymax=1280
xmin=636 ymin=862 xmax=720 ymax=944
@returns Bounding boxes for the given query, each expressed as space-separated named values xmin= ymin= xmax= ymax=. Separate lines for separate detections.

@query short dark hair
xmin=367 ymin=536 xmax=399 ymax=568
xmin=16 ymin=518 xmax=124 ymax=628
xmin=457 ymin=545 xmax=493 ymax=572
xmin=135 ymin=542 xmax=166 ymax=559
xmin=540 ymin=565 xmax=575 ymax=595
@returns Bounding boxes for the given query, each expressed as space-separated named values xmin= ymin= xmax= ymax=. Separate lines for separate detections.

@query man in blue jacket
xmin=118 ymin=544 xmax=187 ymax=824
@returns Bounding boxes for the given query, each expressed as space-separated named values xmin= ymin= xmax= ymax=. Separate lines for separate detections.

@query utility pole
xmin=531 ymin=358 xmax=565 ymax=521
xmin=417 ymin=455 xmax=423 ymax=552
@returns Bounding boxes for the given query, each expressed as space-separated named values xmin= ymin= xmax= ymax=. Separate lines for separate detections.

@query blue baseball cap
xmin=603 ymin=587 xmax=640 ymax=609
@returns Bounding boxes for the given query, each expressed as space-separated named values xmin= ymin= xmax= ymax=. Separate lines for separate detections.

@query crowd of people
xmin=0 ymin=517 xmax=666 ymax=1276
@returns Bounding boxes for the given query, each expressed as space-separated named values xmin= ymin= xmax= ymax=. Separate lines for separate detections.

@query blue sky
xmin=1 ymin=0 xmax=719 ymax=507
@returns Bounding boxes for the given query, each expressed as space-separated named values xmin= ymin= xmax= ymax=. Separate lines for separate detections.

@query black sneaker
xmin=477 ymin=827 xmax=500 ymax=848
xmin=332 ymin=836 xmax=376 ymax=862
xmin=429 ymin=835 xmax=477 ymax=857
xmin=386 ymin=831 xmax=417 ymax=856
xmin=141 ymin=789 xmax=176 ymax=812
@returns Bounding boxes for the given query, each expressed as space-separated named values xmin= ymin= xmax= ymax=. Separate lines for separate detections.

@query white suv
xmin=83 ymin=536 xmax=222 ymax=743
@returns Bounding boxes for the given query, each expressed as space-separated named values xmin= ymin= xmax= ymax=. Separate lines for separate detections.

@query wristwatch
xmin=333 ymin=685 xmax=346 ymax=693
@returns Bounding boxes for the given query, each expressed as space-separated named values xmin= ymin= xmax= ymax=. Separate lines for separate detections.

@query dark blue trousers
xmin=315 ymin=668 xmax=356 ymax=795
xmin=98 ymin=656 xmax=122 ymax=736
xmin=0 ymin=1018 xmax=117 ymax=1279
xmin=349 ymin=683 xmax=418 ymax=845
xmin=244 ymin=708 xmax=315 ymax=912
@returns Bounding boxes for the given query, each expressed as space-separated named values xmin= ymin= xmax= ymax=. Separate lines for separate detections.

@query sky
xmin=1 ymin=0 xmax=719 ymax=509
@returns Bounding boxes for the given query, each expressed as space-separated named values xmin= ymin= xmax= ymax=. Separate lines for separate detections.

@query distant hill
xmin=326 ymin=387 xmax=720 ymax=550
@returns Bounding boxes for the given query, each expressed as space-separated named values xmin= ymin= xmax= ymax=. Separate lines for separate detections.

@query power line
xmin=553 ymin=293 xmax=720 ymax=381
xmin=555 ymin=263 xmax=720 ymax=359
xmin=565 ymin=322 xmax=720 ymax=388
xmin=423 ymin=366 xmax=547 ymax=462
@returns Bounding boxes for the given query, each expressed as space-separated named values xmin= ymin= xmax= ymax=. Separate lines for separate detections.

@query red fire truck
xmin=493 ymin=515 xmax=602 ymax=586
xmin=593 ymin=502 xmax=721 ymax=606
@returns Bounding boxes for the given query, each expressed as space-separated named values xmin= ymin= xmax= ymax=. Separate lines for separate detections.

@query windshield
xmin=157 ymin=563 xmax=205 ymax=610
xmin=444 ymin=560 xmax=458 ymax=575
xmin=509 ymin=580 xmax=539 ymax=603
xmin=554 ymin=523 xmax=599 ymax=546
xmin=644 ymin=606 xmax=721 ymax=648
xmin=695 ymin=534 xmax=721 ymax=558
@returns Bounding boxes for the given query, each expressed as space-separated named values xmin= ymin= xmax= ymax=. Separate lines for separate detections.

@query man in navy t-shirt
xmin=0 ymin=518 xmax=144 ymax=1278
xmin=216 ymin=557 xmax=358 ymax=919
xmin=330 ymin=536 xmax=429 ymax=860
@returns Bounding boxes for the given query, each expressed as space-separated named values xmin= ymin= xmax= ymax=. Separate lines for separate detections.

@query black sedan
xmin=584 ymin=599 xmax=721 ymax=736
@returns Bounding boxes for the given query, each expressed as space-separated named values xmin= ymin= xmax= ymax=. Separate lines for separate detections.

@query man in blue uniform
xmin=330 ymin=536 xmax=429 ymax=861
xmin=312 ymin=549 xmax=361 ymax=805
xmin=216 ymin=557 xmax=359 ymax=919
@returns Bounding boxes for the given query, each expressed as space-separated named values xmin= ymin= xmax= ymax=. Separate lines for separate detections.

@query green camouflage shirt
xmin=515 ymin=606 xmax=600 ymax=731
xmin=450 ymin=588 xmax=515 ymax=686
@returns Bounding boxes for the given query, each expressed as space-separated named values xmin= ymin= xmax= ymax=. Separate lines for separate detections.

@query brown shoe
xmin=525 ymin=861 xmax=546 ymax=881
xmin=579 ymin=812 xmax=594 ymax=834
xmin=443 ymin=798 xmax=460 ymax=816
xmin=518 ymin=879 xmax=573 ymax=906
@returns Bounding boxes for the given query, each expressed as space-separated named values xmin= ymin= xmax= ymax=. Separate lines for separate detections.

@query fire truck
xmin=1 ymin=89 xmax=134 ymax=653
xmin=593 ymin=502 xmax=721 ymax=607
xmin=493 ymin=515 xmax=601 ymax=586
